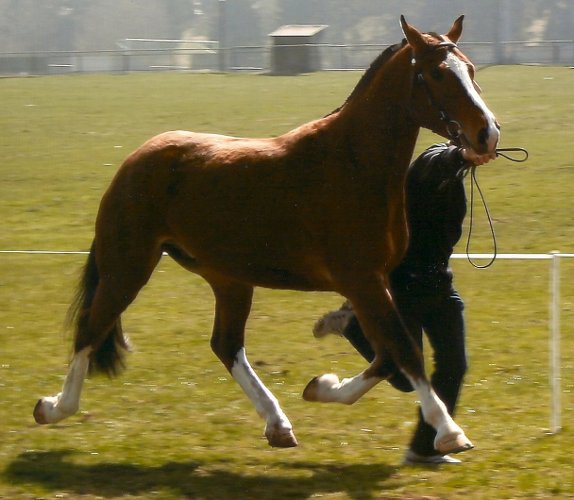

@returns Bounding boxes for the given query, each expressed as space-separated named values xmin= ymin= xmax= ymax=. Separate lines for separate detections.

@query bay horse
xmin=34 ymin=16 xmax=499 ymax=455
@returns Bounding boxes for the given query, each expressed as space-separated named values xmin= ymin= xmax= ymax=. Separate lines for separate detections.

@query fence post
xmin=549 ymin=251 xmax=561 ymax=433
xmin=218 ymin=0 xmax=227 ymax=72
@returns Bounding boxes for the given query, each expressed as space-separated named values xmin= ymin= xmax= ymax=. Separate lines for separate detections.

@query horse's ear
xmin=400 ymin=15 xmax=428 ymax=53
xmin=446 ymin=15 xmax=464 ymax=43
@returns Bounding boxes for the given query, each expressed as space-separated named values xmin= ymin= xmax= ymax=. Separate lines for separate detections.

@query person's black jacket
xmin=391 ymin=143 xmax=469 ymax=293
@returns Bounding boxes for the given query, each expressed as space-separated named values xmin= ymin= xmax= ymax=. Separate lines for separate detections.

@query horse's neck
xmin=336 ymin=47 xmax=419 ymax=180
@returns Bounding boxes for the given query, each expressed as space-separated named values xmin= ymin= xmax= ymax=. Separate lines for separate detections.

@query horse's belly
xmin=169 ymin=229 xmax=333 ymax=291
xmin=235 ymin=265 xmax=331 ymax=291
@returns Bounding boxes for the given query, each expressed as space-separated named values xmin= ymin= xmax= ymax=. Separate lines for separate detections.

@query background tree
xmin=0 ymin=0 xmax=571 ymax=53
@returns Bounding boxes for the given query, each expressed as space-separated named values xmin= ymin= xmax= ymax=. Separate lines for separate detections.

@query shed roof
xmin=269 ymin=25 xmax=328 ymax=38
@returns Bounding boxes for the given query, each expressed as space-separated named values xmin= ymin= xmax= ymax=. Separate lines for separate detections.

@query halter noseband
xmin=413 ymin=41 xmax=462 ymax=142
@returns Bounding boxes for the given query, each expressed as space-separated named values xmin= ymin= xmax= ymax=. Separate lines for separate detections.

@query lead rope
xmin=464 ymin=147 xmax=529 ymax=269
xmin=465 ymin=165 xmax=497 ymax=268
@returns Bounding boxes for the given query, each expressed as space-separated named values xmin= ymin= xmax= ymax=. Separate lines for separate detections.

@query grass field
xmin=1 ymin=66 xmax=573 ymax=499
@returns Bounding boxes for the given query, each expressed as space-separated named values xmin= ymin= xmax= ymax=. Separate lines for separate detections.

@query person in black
xmin=313 ymin=142 xmax=495 ymax=465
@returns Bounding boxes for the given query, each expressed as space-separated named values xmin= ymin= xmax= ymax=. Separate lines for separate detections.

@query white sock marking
xmin=408 ymin=376 xmax=450 ymax=429
xmin=231 ymin=348 xmax=292 ymax=434
xmin=36 ymin=347 xmax=91 ymax=423
xmin=310 ymin=371 xmax=382 ymax=404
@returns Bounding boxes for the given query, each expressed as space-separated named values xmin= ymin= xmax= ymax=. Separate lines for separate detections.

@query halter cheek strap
xmin=416 ymin=72 xmax=463 ymax=141
xmin=413 ymin=41 xmax=462 ymax=141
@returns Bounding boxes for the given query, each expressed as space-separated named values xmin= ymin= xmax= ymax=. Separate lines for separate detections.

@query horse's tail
xmin=67 ymin=240 xmax=130 ymax=377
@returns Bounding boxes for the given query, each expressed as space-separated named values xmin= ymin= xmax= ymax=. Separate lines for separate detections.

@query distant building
xmin=269 ymin=25 xmax=328 ymax=75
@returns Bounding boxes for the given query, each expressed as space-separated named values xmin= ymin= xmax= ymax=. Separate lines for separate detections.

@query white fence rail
xmin=2 ymin=250 xmax=572 ymax=433
xmin=451 ymin=252 xmax=574 ymax=434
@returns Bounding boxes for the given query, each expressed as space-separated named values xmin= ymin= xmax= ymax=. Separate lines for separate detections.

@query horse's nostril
xmin=478 ymin=127 xmax=489 ymax=146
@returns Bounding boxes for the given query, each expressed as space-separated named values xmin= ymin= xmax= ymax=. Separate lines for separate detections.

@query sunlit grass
xmin=1 ymin=66 xmax=573 ymax=498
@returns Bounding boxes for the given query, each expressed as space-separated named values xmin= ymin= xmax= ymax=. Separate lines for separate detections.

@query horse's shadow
xmin=4 ymin=449 xmax=401 ymax=499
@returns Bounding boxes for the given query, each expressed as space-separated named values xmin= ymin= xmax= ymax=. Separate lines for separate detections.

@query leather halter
xmin=413 ymin=41 xmax=462 ymax=141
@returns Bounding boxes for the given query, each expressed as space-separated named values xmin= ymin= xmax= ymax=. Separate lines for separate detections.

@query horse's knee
xmin=454 ymin=358 xmax=468 ymax=380
xmin=367 ymin=359 xmax=414 ymax=393
xmin=210 ymin=333 xmax=243 ymax=372
xmin=387 ymin=371 xmax=414 ymax=393
xmin=210 ymin=335 xmax=229 ymax=363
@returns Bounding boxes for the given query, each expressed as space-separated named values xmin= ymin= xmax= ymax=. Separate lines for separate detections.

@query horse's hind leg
xmin=34 ymin=240 xmax=162 ymax=425
xmin=209 ymin=279 xmax=297 ymax=448
xmin=304 ymin=273 xmax=472 ymax=455
xmin=33 ymin=346 xmax=92 ymax=424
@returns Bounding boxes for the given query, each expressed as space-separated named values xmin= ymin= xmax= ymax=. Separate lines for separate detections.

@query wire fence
xmin=1 ymin=39 xmax=573 ymax=76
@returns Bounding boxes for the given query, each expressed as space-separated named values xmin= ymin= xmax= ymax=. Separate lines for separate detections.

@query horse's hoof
xmin=302 ymin=373 xmax=339 ymax=402
xmin=33 ymin=395 xmax=72 ymax=425
xmin=435 ymin=432 xmax=474 ymax=455
xmin=302 ymin=376 xmax=321 ymax=401
xmin=266 ymin=428 xmax=298 ymax=448
xmin=33 ymin=398 xmax=51 ymax=425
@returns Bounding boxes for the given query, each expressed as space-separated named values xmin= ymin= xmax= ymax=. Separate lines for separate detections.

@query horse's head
xmin=401 ymin=15 xmax=500 ymax=157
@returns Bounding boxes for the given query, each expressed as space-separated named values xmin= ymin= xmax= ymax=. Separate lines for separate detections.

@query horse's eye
xmin=430 ymin=67 xmax=443 ymax=81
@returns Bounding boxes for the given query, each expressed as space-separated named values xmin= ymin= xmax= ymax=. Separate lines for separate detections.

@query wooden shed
xmin=269 ymin=24 xmax=328 ymax=75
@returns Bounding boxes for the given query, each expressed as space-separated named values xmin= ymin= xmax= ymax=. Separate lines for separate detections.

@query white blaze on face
xmin=445 ymin=51 xmax=500 ymax=153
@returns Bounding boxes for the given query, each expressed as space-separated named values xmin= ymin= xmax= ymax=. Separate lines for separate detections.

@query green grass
xmin=1 ymin=66 xmax=573 ymax=499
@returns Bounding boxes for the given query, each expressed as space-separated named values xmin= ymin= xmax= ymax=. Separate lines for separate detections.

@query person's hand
xmin=461 ymin=148 xmax=495 ymax=166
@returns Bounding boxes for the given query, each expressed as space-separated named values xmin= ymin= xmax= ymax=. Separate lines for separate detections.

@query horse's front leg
xmin=209 ymin=280 xmax=297 ymax=448
xmin=303 ymin=273 xmax=472 ymax=455
xmin=230 ymin=347 xmax=297 ymax=447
